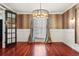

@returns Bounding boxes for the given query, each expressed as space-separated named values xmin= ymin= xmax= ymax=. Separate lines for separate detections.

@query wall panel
xmin=75 ymin=6 xmax=79 ymax=44
xmin=63 ymin=7 xmax=75 ymax=29
xmin=17 ymin=14 xmax=32 ymax=29
xmin=17 ymin=14 xmax=63 ymax=29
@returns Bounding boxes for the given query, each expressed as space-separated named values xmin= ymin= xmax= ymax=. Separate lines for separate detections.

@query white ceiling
xmin=1 ymin=3 xmax=76 ymax=14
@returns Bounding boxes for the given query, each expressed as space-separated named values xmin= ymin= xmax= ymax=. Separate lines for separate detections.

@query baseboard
xmin=17 ymin=42 xmax=63 ymax=43
xmin=62 ymin=42 xmax=79 ymax=52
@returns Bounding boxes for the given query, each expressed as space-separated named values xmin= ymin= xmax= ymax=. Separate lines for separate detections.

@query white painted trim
xmin=0 ymin=5 xmax=6 ymax=10
xmin=0 ymin=3 xmax=77 ymax=14
xmin=62 ymin=3 xmax=77 ymax=14
xmin=75 ymin=4 xmax=79 ymax=8
xmin=17 ymin=11 xmax=63 ymax=14
xmin=0 ymin=3 xmax=16 ymax=12
xmin=17 ymin=29 xmax=30 ymax=42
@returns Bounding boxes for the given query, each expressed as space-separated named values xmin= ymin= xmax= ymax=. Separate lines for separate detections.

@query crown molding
xmin=0 ymin=3 xmax=77 ymax=14
xmin=17 ymin=11 xmax=63 ymax=14
xmin=62 ymin=3 xmax=77 ymax=14
xmin=0 ymin=5 xmax=6 ymax=10
xmin=0 ymin=3 xmax=17 ymax=12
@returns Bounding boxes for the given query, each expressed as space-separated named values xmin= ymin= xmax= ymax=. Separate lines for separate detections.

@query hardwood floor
xmin=0 ymin=42 xmax=79 ymax=56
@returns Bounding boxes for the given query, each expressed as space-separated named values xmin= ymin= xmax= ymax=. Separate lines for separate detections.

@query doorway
xmin=0 ymin=20 xmax=2 ymax=48
xmin=5 ymin=10 xmax=17 ymax=48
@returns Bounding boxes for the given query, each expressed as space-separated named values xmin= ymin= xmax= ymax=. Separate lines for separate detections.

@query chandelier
xmin=32 ymin=3 xmax=49 ymax=19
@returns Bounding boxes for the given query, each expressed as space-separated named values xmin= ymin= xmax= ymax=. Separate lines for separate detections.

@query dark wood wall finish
xmin=17 ymin=14 xmax=23 ymax=29
xmin=17 ymin=14 xmax=32 ymax=29
xmin=75 ymin=5 xmax=79 ymax=44
xmin=62 ymin=11 xmax=69 ymax=29
xmin=63 ymin=7 xmax=76 ymax=29
xmin=48 ymin=14 xmax=63 ymax=29
xmin=17 ymin=14 xmax=63 ymax=29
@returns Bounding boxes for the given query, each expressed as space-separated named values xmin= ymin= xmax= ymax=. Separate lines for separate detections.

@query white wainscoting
xmin=50 ymin=29 xmax=64 ymax=42
xmin=17 ymin=29 xmax=30 ymax=42
xmin=17 ymin=29 xmax=75 ymax=43
xmin=17 ymin=29 xmax=79 ymax=52
xmin=62 ymin=29 xmax=79 ymax=52
xmin=50 ymin=29 xmax=75 ymax=43
xmin=50 ymin=29 xmax=79 ymax=52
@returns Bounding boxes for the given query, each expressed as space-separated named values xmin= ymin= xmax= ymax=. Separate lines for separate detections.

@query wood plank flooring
xmin=0 ymin=42 xmax=79 ymax=56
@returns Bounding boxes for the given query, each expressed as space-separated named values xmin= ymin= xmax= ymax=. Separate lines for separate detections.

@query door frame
xmin=0 ymin=20 xmax=2 ymax=48
xmin=5 ymin=10 xmax=17 ymax=48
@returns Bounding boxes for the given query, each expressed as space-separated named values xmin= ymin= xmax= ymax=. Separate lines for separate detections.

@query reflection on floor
xmin=0 ymin=42 xmax=79 ymax=56
xmin=33 ymin=44 xmax=47 ymax=56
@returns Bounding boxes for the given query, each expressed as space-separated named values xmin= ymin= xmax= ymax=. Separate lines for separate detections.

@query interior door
xmin=0 ymin=20 xmax=2 ymax=48
xmin=5 ymin=10 xmax=16 ymax=47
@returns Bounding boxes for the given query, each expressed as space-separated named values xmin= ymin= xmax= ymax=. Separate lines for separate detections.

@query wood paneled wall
xmin=17 ymin=14 xmax=63 ymax=29
xmin=49 ymin=14 xmax=63 ymax=29
xmin=62 ymin=11 xmax=69 ymax=29
xmin=17 ymin=14 xmax=32 ymax=29
xmin=17 ymin=14 xmax=23 ymax=29
xmin=16 ymin=7 xmax=76 ymax=29
xmin=75 ymin=4 xmax=79 ymax=44
xmin=62 ymin=6 xmax=76 ymax=29
xmin=57 ymin=14 xmax=63 ymax=29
